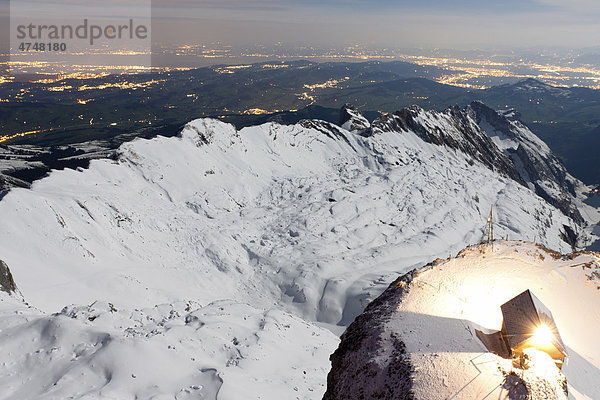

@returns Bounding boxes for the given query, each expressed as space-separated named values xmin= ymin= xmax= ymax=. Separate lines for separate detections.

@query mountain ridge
xmin=342 ymin=101 xmax=588 ymax=224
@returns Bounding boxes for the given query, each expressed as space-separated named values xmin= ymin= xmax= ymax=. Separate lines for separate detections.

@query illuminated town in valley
xmin=4 ymin=43 xmax=600 ymax=88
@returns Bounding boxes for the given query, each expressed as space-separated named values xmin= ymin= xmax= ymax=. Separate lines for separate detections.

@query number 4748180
xmin=18 ymin=42 xmax=67 ymax=51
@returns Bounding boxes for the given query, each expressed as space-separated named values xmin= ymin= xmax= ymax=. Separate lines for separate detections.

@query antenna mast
xmin=487 ymin=206 xmax=494 ymax=251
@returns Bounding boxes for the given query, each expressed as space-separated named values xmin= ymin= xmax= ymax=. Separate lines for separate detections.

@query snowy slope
xmin=324 ymin=241 xmax=600 ymax=399
xmin=0 ymin=295 xmax=335 ymax=399
xmin=0 ymin=104 xmax=595 ymax=398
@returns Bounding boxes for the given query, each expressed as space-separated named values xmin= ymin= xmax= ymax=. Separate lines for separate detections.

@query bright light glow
xmin=521 ymin=348 xmax=562 ymax=385
xmin=532 ymin=324 xmax=554 ymax=345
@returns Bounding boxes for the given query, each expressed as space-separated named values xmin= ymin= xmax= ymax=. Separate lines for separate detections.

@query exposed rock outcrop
xmin=323 ymin=272 xmax=416 ymax=400
xmin=0 ymin=173 xmax=30 ymax=193
xmin=339 ymin=104 xmax=370 ymax=133
xmin=0 ymin=259 xmax=17 ymax=294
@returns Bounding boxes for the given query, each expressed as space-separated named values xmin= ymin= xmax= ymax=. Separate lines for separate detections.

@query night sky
xmin=3 ymin=0 xmax=600 ymax=50
xmin=151 ymin=0 xmax=600 ymax=49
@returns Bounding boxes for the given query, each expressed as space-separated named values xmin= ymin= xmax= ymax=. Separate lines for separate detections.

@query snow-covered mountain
xmin=352 ymin=101 xmax=587 ymax=224
xmin=324 ymin=241 xmax=600 ymax=399
xmin=0 ymin=103 xmax=597 ymax=398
